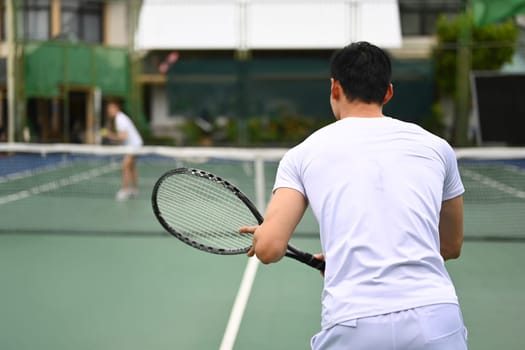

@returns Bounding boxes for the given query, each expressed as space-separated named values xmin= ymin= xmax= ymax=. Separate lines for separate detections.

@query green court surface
xmin=447 ymin=242 xmax=525 ymax=350
xmin=0 ymin=234 xmax=246 ymax=349
xmin=1 ymin=234 xmax=524 ymax=349
xmin=1 ymin=151 xmax=525 ymax=349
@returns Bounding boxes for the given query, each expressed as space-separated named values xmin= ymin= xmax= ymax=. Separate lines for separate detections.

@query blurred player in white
xmin=104 ymin=100 xmax=143 ymax=200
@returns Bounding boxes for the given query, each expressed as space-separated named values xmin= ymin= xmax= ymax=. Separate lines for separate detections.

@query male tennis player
xmin=240 ymin=42 xmax=467 ymax=349
xmin=105 ymin=100 xmax=143 ymax=201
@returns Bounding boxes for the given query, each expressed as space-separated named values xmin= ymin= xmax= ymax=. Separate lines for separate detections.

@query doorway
xmin=68 ymin=91 xmax=87 ymax=143
xmin=63 ymin=87 xmax=100 ymax=144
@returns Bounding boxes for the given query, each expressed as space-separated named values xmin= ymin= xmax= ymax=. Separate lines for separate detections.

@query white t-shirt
xmin=115 ymin=112 xmax=143 ymax=147
xmin=274 ymin=116 xmax=464 ymax=329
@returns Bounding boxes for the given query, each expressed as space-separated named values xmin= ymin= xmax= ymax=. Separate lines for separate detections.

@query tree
xmin=434 ymin=14 xmax=518 ymax=95
xmin=432 ymin=14 xmax=518 ymax=145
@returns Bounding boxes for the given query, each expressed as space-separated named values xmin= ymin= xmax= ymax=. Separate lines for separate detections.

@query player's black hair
xmin=107 ymin=99 xmax=122 ymax=109
xmin=330 ymin=41 xmax=392 ymax=105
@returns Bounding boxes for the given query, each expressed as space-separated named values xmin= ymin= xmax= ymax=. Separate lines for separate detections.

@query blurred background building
xmin=0 ymin=0 xmax=141 ymax=144
xmin=1 ymin=0 xmax=523 ymax=145
xmin=136 ymin=0 xmax=469 ymax=146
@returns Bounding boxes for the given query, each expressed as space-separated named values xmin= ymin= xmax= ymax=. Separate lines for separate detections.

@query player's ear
xmin=330 ymin=78 xmax=341 ymax=100
xmin=330 ymin=78 xmax=342 ymax=120
xmin=382 ymin=83 xmax=394 ymax=105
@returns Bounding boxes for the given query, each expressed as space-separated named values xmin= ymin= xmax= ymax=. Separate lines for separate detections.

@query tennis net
xmin=0 ymin=143 xmax=524 ymax=241
xmin=0 ymin=143 xmax=283 ymax=236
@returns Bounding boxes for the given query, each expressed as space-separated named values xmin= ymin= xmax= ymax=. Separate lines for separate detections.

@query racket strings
xmin=160 ymin=179 xmax=251 ymax=236
xmin=162 ymin=189 xmax=255 ymax=249
xmin=156 ymin=173 xmax=257 ymax=251
xmin=159 ymin=188 xmax=246 ymax=247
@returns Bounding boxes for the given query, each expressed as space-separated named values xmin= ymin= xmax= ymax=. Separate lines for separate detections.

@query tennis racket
xmin=151 ymin=168 xmax=325 ymax=271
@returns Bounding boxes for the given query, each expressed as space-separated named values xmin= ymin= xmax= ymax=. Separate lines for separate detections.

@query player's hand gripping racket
xmin=152 ymin=168 xmax=325 ymax=271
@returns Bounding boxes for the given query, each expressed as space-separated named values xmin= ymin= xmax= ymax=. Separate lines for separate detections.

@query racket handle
xmin=286 ymin=248 xmax=325 ymax=272
xmin=304 ymin=254 xmax=325 ymax=272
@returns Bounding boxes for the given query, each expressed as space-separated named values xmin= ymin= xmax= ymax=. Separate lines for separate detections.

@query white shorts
xmin=311 ymin=303 xmax=468 ymax=350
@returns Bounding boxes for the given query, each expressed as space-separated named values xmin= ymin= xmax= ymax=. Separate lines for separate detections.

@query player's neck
xmin=338 ymin=101 xmax=384 ymax=119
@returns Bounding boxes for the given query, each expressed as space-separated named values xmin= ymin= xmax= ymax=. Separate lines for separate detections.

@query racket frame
xmin=152 ymin=168 xmax=255 ymax=255
xmin=152 ymin=167 xmax=325 ymax=271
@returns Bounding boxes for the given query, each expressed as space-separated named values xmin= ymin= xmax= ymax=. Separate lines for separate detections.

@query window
xmin=0 ymin=4 xmax=5 ymax=41
xmin=20 ymin=0 xmax=51 ymax=41
xmin=399 ymin=0 xmax=464 ymax=36
xmin=61 ymin=0 xmax=103 ymax=43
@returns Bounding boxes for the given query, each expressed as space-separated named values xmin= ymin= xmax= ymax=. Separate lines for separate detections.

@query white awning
xmin=135 ymin=0 xmax=402 ymax=50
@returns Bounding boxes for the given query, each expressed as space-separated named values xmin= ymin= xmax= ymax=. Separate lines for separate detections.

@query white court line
xmin=505 ymin=164 xmax=525 ymax=176
xmin=0 ymin=161 xmax=71 ymax=184
xmin=219 ymin=257 xmax=260 ymax=350
xmin=219 ymin=157 xmax=266 ymax=350
xmin=462 ymin=168 xmax=525 ymax=199
xmin=0 ymin=163 xmax=119 ymax=205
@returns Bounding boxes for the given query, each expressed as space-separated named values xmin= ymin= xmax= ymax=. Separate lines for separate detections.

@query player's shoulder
xmin=391 ymin=117 xmax=456 ymax=161
xmin=386 ymin=116 xmax=426 ymax=133
xmin=116 ymin=111 xmax=131 ymax=121
xmin=299 ymin=120 xmax=339 ymax=145
xmin=283 ymin=121 xmax=337 ymax=157
xmin=116 ymin=112 xmax=133 ymax=127
xmin=390 ymin=117 xmax=451 ymax=144
xmin=278 ymin=123 xmax=329 ymax=166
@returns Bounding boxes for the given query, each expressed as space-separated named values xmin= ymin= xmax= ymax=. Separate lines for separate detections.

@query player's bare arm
xmin=239 ymin=188 xmax=307 ymax=264
xmin=439 ymin=195 xmax=464 ymax=260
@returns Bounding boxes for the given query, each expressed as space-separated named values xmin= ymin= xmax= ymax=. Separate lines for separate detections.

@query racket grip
xmin=287 ymin=250 xmax=325 ymax=272
xmin=306 ymin=254 xmax=326 ymax=272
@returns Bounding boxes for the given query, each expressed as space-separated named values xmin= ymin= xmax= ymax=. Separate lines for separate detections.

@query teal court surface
xmin=1 ymin=146 xmax=524 ymax=349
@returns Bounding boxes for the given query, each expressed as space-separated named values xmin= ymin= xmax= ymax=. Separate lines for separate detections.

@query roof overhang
xmin=136 ymin=0 xmax=402 ymax=51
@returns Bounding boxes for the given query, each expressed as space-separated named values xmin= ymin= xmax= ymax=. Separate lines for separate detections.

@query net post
xmin=254 ymin=156 xmax=266 ymax=211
